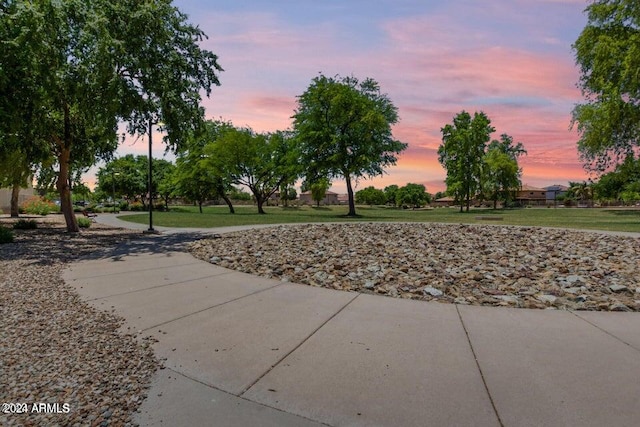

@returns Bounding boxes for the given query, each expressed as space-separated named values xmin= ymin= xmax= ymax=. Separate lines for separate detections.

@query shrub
xmin=154 ymin=202 xmax=166 ymax=211
xmin=20 ymin=197 xmax=56 ymax=216
xmin=119 ymin=201 xmax=129 ymax=211
xmin=13 ymin=219 xmax=38 ymax=230
xmin=77 ymin=217 xmax=92 ymax=228
xmin=0 ymin=226 xmax=14 ymax=243
xmin=130 ymin=201 xmax=144 ymax=211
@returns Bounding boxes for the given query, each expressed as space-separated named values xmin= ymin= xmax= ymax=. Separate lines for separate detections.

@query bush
xmin=129 ymin=201 xmax=144 ymax=211
xmin=119 ymin=201 xmax=129 ymax=211
xmin=154 ymin=202 xmax=166 ymax=211
xmin=0 ymin=226 xmax=14 ymax=243
xmin=19 ymin=197 xmax=57 ymax=216
xmin=77 ymin=217 xmax=92 ymax=228
xmin=13 ymin=219 xmax=38 ymax=230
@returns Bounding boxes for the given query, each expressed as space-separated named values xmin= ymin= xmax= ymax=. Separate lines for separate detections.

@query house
xmin=299 ymin=190 xmax=339 ymax=205
xmin=544 ymin=184 xmax=569 ymax=204
xmin=432 ymin=196 xmax=457 ymax=207
xmin=515 ymin=184 xmax=547 ymax=206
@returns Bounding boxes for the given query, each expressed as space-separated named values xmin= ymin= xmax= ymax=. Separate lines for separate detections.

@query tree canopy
xmin=293 ymin=74 xmax=407 ymax=216
xmin=438 ymin=111 xmax=494 ymax=212
xmin=208 ymin=126 xmax=299 ymax=214
xmin=572 ymin=0 xmax=640 ymax=171
xmin=1 ymin=0 xmax=222 ymax=231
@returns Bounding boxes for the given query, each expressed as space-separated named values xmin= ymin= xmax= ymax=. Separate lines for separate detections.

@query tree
xmin=593 ymin=154 xmax=640 ymax=202
xmin=210 ymin=127 xmax=299 ymax=214
xmin=482 ymin=134 xmax=526 ymax=209
xmin=572 ymin=0 xmax=640 ymax=172
xmin=309 ymin=178 xmax=331 ymax=207
xmin=482 ymin=149 xmax=520 ymax=209
xmin=396 ymin=183 xmax=429 ymax=208
xmin=2 ymin=0 xmax=222 ymax=232
xmin=174 ymin=121 xmax=236 ymax=213
xmin=0 ymin=149 xmax=33 ymax=217
xmin=383 ymin=185 xmax=400 ymax=206
xmin=438 ymin=111 xmax=494 ymax=212
xmin=293 ymin=74 xmax=407 ymax=216
xmin=355 ymin=186 xmax=386 ymax=206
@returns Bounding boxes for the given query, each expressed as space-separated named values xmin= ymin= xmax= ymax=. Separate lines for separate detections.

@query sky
xmin=109 ymin=0 xmax=592 ymax=194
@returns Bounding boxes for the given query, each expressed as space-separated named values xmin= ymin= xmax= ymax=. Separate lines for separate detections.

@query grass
xmin=117 ymin=205 xmax=640 ymax=233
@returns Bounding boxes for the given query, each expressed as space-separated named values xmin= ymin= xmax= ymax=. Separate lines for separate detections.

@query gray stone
xmin=423 ymin=286 xmax=443 ymax=297
xmin=609 ymin=284 xmax=628 ymax=293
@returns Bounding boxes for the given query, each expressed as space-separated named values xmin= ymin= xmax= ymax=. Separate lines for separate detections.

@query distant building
xmin=515 ymin=184 xmax=546 ymax=206
xmin=544 ymin=184 xmax=569 ymax=203
xmin=299 ymin=190 xmax=339 ymax=205
xmin=432 ymin=196 xmax=457 ymax=207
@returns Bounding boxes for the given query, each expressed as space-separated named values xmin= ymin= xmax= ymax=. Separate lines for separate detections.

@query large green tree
xmin=438 ymin=111 xmax=494 ymax=212
xmin=482 ymin=134 xmax=526 ymax=209
xmin=293 ymin=74 xmax=407 ymax=216
xmin=396 ymin=183 xmax=430 ymax=208
xmin=2 ymin=0 xmax=222 ymax=231
xmin=572 ymin=0 xmax=640 ymax=171
xmin=209 ymin=127 xmax=299 ymax=214
xmin=355 ymin=186 xmax=386 ymax=206
xmin=174 ymin=120 xmax=236 ymax=213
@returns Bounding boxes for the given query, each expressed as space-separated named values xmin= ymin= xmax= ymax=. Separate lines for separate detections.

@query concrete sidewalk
xmin=62 ymin=216 xmax=640 ymax=426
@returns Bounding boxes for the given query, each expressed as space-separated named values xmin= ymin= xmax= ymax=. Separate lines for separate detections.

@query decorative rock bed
xmin=0 ymin=218 xmax=158 ymax=426
xmin=189 ymin=223 xmax=640 ymax=312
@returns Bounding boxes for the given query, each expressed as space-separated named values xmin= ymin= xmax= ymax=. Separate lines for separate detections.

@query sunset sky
xmin=111 ymin=0 xmax=592 ymax=194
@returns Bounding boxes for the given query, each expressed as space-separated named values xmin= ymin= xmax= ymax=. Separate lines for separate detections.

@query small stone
xmin=537 ymin=294 xmax=557 ymax=304
xmin=495 ymin=295 xmax=519 ymax=304
xmin=609 ymin=303 xmax=631 ymax=312
xmin=209 ymin=256 xmax=221 ymax=263
xmin=423 ymin=286 xmax=443 ymax=297
xmin=609 ymin=284 xmax=629 ymax=293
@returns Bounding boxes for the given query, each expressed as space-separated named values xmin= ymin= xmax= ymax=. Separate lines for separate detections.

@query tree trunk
xmin=257 ymin=197 xmax=266 ymax=214
xmin=220 ymin=193 xmax=235 ymax=214
xmin=57 ymin=146 xmax=79 ymax=232
xmin=198 ymin=201 xmax=203 ymax=213
xmin=10 ymin=184 xmax=20 ymax=217
xmin=493 ymin=198 xmax=497 ymax=210
xmin=345 ymin=174 xmax=356 ymax=216
xmin=466 ymin=193 xmax=470 ymax=212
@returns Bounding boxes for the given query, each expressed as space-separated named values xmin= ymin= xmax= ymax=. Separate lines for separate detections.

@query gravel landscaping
xmin=189 ymin=222 xmax=640 ymax=312
xmin=0 ymin=216 xmax=158 ymax=427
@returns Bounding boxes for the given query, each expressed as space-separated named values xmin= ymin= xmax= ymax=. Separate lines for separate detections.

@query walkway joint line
xmin=141 ymin=282 xmax=284 ymax=332
xmin=85 ymin=270 xmax=239 ymax=302
xmin=455 ymin=305 xmax=505 ymax=427
xmin=239 ymin=293 xmax=361 ymax=397
xmin=163 ymin=368 xmax=333 ymax=427
xmin=570 ymin=310 xmax=640 ymax=353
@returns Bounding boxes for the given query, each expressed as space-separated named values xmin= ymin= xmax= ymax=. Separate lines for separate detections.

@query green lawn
xmin=118 ymin=205 xmax=640 ymax=233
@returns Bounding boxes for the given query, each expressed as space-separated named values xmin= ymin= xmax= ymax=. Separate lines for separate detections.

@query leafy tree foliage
xmin=438 ymin=111 xmax=494 ymax=212
xmin=482 ymin=134 xmax=526 ymax=209
xmin=396 ymin=183 xmax=430 ymax=208
xmin=593 ymin=154 xmax=640 ymax=203
xmin=209 ymin=127 xmax=299 ymax=214
xmin=309 ymin=178 xmax=331 ymax=207
xmin=572 ymin=0 xmax=640 ymax=171
xmin=174 ymin=120 xmax=235 ymax=213
xmin=293 ymin=74 xmax=407 ymax=216
xmin=383 ymin=185 xmax=399 ymax=206
xmin=355 ymin=186 xmax=386 ymax=206
xmin=1 ymin=0 xmax=221 ymax=231
xmin=96 ymin=155 xmax=174 ymax=209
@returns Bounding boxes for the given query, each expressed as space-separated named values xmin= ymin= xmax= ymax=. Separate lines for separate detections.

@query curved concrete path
xmin=61 ymin=214 xmax=640 ymax=426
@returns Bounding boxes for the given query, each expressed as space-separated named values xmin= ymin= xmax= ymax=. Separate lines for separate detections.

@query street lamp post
xmin=147 ymin=118 xmax=155 ymax=232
